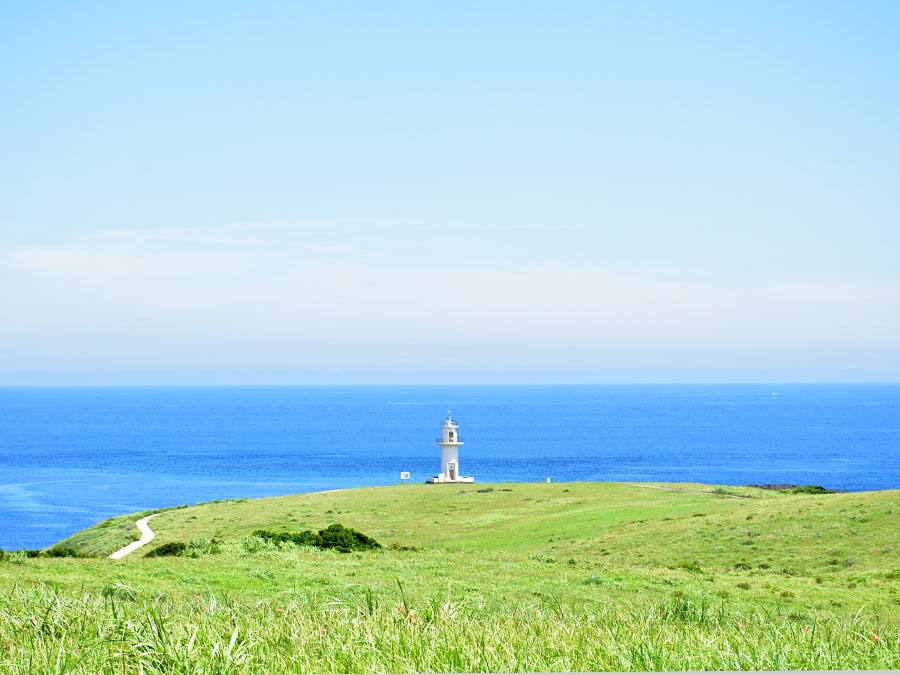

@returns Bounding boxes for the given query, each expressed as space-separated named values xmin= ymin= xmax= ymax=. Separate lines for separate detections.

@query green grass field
xmin=2 ymin=482 xmax=899 ymax=672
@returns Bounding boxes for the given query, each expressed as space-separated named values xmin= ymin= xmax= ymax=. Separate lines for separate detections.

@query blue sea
xmin=1 ymin=384 xmax=898 ymax=550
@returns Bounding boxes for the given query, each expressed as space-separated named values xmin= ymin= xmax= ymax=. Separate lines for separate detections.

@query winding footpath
xmin=108 ymin=513 xmax=160 ymax=560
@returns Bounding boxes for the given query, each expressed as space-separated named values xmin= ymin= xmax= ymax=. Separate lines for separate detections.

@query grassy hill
xmin=3 ymin=481 xmax=899 ymax=673
xmin=59 ymin=480 xmax=900 ymax=574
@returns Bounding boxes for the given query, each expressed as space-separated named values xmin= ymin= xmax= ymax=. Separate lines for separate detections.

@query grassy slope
xmin=2 ymin=482 xmax=898 ymax=672
xmin=67 ymin=481 xmax=770 ymax=556
xmin=53 ymin=509 xmax=157 ymax=556
xmin=4 ymin=552 xmax=897 ymax=672
xmin=59 ymin=481 xmax=900 ymax=574
xmin=44 ymin=481 xmax=900 ymax=617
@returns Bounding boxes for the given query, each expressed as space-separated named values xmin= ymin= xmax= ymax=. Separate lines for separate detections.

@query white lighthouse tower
xmin=426 ymin=411 xmax=474 ymax=484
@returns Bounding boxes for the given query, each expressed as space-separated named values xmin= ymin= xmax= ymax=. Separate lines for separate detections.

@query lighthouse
xmin=426 ymin=412 xmax=474 ymax=484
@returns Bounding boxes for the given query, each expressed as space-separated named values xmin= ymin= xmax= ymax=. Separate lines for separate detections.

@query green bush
xmin=145 ymin=542 xmax=188 ymax=558
xmin=252 ymin=524 xmax=380 ymax=553
xmin=251 ymin=529 xmax=319 ymax=547
xmin=44 ymin=547 xmax=87 ymax=558
xmin=787 ymin=485 xmax=831 ymax=494
xmin=318 ymin=523 xmax=380 ymax=552
xmin=0 ymin=547 xmax=88 ymax=559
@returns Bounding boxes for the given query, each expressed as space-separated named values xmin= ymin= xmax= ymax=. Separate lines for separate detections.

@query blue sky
xmin=1 ymin=1 xmax=898 ymax=383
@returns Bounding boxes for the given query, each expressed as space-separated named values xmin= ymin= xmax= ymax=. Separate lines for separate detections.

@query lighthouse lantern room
xmin=426 ymin=412 xmax=474 ymax=484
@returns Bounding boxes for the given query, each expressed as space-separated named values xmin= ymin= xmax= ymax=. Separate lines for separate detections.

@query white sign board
xmin=400 ymin=472 xmax=410 ymax=480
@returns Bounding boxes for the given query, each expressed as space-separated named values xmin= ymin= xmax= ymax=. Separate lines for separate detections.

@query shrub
xmin=44 ymin=547 xmax=86 ymax=558
xmin=145 ymin=542 xmax=188 ymax=558
xmin=252 ymin=524 xmax=380 ymax=553
xmin=318 ymin=524 xmax=380 ymax=552
xmin=787 ymin=485 xmax=831 ymax=494
xmin=5 ymin=548 xmax=88 ymax=559
xmin=477 ymin=487 xmax=494 ymax=493
xmin=252 ymin=529 xmax=319 ymax=547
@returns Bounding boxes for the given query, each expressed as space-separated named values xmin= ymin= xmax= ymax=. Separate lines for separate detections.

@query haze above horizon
xmin=1 ymin=1 xmax=898 ymax=385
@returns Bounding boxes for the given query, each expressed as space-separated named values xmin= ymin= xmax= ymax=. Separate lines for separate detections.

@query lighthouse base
xmin=426 ymin=475 xmax=474 ymax=484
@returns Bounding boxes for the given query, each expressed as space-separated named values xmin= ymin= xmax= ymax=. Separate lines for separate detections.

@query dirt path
xmin=626 ymin=483 xmax=752 ymax=500
xmin=109 ymin=513 xmax=160 ymax=559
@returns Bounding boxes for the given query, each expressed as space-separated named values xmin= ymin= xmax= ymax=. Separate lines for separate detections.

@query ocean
xmin=1 ymin=384 xmax=898 ymax=550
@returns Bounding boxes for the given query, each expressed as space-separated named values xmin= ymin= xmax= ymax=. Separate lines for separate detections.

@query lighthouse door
xmin=448 ymin=463 xmax=457 ymax=480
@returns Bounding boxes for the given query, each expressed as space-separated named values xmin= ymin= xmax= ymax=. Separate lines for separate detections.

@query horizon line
xmin=1 ymin=381 xmax=898 ymax=387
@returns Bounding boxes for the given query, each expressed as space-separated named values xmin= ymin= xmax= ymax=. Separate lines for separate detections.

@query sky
xmin=1 ymin=1 xmax=898 ymax=384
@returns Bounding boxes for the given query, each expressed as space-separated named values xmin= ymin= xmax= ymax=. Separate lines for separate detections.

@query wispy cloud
xmin=3 ymin=235 xmax=898 ymax=365
xmin=2 ymin=221 xmax=899 ymax=381
xmin=88 ymin=223 xmax=351 ymax=252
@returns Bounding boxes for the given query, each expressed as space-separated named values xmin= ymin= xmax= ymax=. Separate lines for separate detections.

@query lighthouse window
xmin=449 ymin=432 xmax=454 ymax=441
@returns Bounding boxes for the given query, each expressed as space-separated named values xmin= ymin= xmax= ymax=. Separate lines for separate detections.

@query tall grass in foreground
xmin=1 ymin=583 xmax=897 ymax=673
